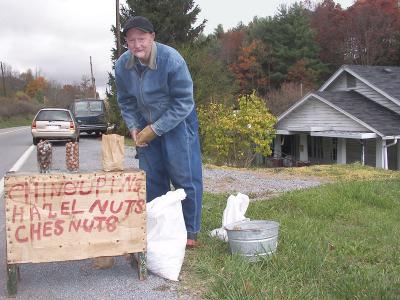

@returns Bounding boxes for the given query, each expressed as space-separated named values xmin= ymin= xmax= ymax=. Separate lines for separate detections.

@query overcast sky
xmin=0 ymin=0 xmax=355 ymax=98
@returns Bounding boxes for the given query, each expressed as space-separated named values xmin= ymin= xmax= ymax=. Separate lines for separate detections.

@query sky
xmin=0 ymin=0 xmax=355 ymax=99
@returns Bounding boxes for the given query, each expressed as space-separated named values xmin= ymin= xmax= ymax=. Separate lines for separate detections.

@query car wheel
xmin=95 ymin=131 xmax=101 ymax=137
xmin=33 ymin=138 xmax=38 ymax=145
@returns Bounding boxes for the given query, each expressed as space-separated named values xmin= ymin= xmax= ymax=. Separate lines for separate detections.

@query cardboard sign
xmin=4 ymin=170 xmax=146 ymax=264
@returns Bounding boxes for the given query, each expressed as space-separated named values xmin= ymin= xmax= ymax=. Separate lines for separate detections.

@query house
xmin=274 ymin=65 xmax=400 ymax=170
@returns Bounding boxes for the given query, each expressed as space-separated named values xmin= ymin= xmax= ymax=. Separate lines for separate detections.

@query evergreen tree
xmin=247 ymin=3 xmax=328 ymax=88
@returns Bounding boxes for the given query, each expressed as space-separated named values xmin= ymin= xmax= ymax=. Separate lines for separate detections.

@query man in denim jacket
xmin=115 ymin=16 xmax=202 ymax=248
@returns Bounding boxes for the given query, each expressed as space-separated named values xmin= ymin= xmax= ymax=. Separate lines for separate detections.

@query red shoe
xmin=186 ymin=239 xmax=199 ymax=249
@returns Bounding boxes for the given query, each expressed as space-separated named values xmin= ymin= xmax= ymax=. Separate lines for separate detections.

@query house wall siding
xmin=277 ymin=97 xmax=369 ymax=132
xmin=326 ymin=73 xmax=347 ymax=90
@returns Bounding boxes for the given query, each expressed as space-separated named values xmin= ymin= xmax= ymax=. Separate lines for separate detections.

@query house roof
xmin=346 ymin=65 xmax=400 ymax=101
xmin=320 ymin=65 xmax=400 ymax=104
xmin=314 ymin=91 xmax=400 ymax=137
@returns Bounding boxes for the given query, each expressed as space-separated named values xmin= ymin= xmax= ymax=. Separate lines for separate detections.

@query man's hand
xmin=131 ymin=128 xmax=148 ymax=147
xmin=137 ymin=125 xmax=157 ymax=145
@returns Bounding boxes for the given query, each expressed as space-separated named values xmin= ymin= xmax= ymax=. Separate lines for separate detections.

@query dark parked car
xmin=31 ymin=108 xmax=79 ymax=145
xmin=69 ymin=99 xmax=108 ymax=136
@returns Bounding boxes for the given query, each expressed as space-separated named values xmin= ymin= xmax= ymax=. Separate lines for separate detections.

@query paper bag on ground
xmin=101 ymin=134 xmax=124 ymax=171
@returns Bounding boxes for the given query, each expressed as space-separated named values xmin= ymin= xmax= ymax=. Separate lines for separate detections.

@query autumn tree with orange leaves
xmin=229 ymin=40 xmax=269 ymax=95
xmin=25 ymin=76 xmax=47 ymax=102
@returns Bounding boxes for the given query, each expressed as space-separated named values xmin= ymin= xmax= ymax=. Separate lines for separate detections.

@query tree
xmin=247 ymin=3 xmax=327 ymax=88
xmin=179 ymin=39 xmax=236 ymax=105
xmin=343 ymin=0 xmax=400 ymax=65
xmin=286 ymin=58 xmax=317 ymax=90
xmin=311 ymin=0 xmax=346 ymax=71
xmin=312 ymin=0 xmax=400 ymax=67
xmin=120 ymin=0 xmax=206 ymax=45
xmin=229 ymin=40 xmax=269 ymax=95
xmin=266 ymin=81 xmax=310 ymax=116
xmin=25 ymin=76 xmax=47 ymax=103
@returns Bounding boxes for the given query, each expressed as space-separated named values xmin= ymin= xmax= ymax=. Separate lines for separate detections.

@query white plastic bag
xmin=210 ymin=192 xmax=250 ymax=241
xmin=146 ymin=189 xmax=187 ymax=281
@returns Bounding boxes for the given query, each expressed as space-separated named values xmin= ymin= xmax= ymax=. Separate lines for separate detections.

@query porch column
xmin=299 ymin=134 xmax=308 ymax=162
xmin=376 ymin=138 xmax=386 ymax=169
xmin=274 ymin=135 xmax=282 ymax=157
xmin=397 ymin=142 xmax=400 ymax=170
xmin=337 ymin=138 xmax=346 ymax=164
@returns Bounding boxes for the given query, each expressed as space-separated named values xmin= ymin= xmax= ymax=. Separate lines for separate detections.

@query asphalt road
xmin=0 ymin=127 xmax=32 ymax=178
xmin=0 ymin=129 xmax=190 ymax=300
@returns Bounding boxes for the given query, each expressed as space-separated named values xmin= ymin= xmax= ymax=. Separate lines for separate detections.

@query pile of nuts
xmin=66 ymin=141 xmax=79 ymax=172
xmin=37 ymin=140 xmax=52 ymax=173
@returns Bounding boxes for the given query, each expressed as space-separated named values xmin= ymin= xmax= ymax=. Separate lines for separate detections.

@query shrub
xmin=0 ymin=96 xmax=41 ymax=119
xmin=198 ymin=92 xmax=276 ymax=167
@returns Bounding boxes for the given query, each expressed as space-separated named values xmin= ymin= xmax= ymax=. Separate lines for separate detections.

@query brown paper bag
xmin=101 ymin=134 xmax=125 ymax=171
xmin=92 ymin=256 xmax=115 ymax=269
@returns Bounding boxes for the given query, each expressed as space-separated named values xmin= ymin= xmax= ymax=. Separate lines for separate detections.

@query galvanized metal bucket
xmin=225 ymin=220 xmax=280 ymax=261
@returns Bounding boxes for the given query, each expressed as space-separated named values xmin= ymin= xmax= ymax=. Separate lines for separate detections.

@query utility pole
xmin=0 ymin=62 xmax=6 ymax=97
xmin=89 ymin=56 xmax=97 ymax=99
xmin=116 ymin=0 xmax=122 ymax=58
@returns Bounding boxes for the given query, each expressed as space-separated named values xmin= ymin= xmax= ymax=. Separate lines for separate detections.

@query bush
xmin=0 ymin=96 xmax=42 ymax=119
xmin=198 ymin=92 xmax=277 ymax=167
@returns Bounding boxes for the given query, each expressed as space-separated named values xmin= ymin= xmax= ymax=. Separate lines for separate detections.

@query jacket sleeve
xmin=115 ymin=70 xmax=146 ymax=131
xmin=151 ymin=59 xmax=194 ymax=136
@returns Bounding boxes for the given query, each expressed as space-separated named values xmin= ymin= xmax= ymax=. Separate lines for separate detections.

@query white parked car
xmin=31 ymin=108 xmax=79 ymax=145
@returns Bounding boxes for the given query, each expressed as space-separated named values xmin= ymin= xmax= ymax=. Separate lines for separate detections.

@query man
xmin=115 ymin=16 xmax=203 ymax=248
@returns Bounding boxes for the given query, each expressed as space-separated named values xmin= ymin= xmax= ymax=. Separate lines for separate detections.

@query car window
xmin=36 ymin=110 xmax=71 ymax=121
xmin=89 ymin=101 xmax=103 ymax=112
xmin=74 ymin=101 xmax=104 ymax=116
xmin=75 ymin=102 xmax=88 ymax=112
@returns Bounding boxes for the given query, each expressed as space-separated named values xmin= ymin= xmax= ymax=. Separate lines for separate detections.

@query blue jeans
xmin=137 ymin=109 xmax=203 ymax=237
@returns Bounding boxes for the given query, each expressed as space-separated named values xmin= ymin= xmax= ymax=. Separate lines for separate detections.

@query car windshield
xmin=36 ymin=110 xmax=71 ymax=122
xmin=74 ymin=101 xmax=103 ymax=116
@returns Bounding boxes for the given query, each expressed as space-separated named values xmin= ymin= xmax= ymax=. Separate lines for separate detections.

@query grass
xmin=182 ymin=167 xmax=400 ymax=299
xmin=0 ymin=116 xmax=33 ymax=128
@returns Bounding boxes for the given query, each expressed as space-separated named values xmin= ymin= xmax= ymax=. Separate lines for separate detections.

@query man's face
xmin=125 ymin=28 xmax=155 ymax=62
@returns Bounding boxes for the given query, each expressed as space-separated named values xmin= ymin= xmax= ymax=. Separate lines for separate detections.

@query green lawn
xmin=183 ymin=173 xmax=400 ymax=299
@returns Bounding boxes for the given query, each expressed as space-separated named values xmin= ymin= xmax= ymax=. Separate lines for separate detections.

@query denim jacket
xmin=115 ymin=42 xmax=194 ymax=136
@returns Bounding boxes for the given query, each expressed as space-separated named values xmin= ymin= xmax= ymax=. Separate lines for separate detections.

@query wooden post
xmin=376 ymin=138 xmax=385 ymax=169
xmin=337 ymin=138 xmax=347 ymax=164
xmin=6 ymin=264 xmax=18 ymax=297
xmin=299 ymin=134 xmax=308 ymax=162
xmin=130 ymin=252 xmax=147 ymax=280
xmin=1 ymin=61 xmax=6 ymax=97
xmin=274 ymin=135 xmax=281 ymax=158
xmin=89 ymin=56 xmax=96 ymax=99
xmin=116 ymin=0 xmax=122 ymax=58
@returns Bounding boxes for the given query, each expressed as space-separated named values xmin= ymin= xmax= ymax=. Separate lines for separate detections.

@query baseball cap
xmin=123 ymin=16 xmax=154 ymax=36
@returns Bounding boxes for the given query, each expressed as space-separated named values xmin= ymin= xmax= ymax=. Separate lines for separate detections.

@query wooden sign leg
xmin=6 ymin=264 xmax=18 ymax=297
xmin=130 ymin=252 xmax=147 ymax=280
xmin=137 ymin=252 xmax=147 ymax=280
